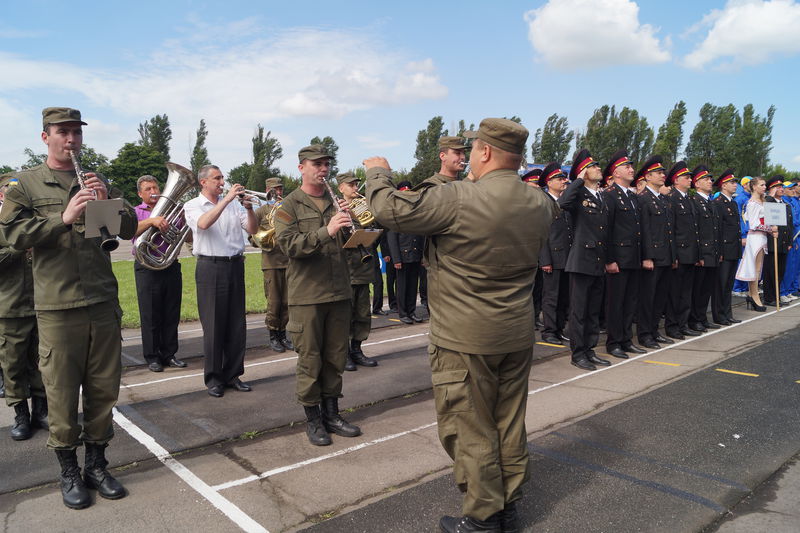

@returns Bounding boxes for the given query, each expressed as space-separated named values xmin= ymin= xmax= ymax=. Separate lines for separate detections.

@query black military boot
xmin=84 ymin=443 xmax=127 ymax=500
xmin=279 ymin=330 xmax=294 ymax=351
xmin=344 ymin=353 xmax=357 ymax=371
xmin=303 ymin=405 xmax=332 ymax=446
xmin=498 ymin=502 xmax=519 ymax=533
xmin=321 ymin=397 xmax=361 ymax=437
xmin=55 ymin=449 xmax=91 ymax=509
xmin=350 ymin=340 xmax=378 ymax=367
xmin=439 ymin=513 xmax=501 ymax=533
xmin=31 ymin=395 xmax=49 ymax=430
xmin=11 ymin=401 xmax=32 ymax=441
xmin=268 ymin=330 xmax=285 ymax=353
xmin=0 ymin=368 xmax=5 ymax=398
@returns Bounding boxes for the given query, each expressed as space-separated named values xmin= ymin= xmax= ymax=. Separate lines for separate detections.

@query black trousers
xmin=134 ymin=261 xmax=182 ymax=365
xmin=690 ymin=266 xmax=716 ymax=326
xmin=386 ymin=262 xmax=397 ymax=311
xmin=712 ymin=259 xmax=738 ymax=323
xmin=666 ymin=263 xmax=695 ymax=334
xmin=541 ymin=268 xmax=569 ymax=339
xmin=533 ymin=268 xmax=543 ymax=319
xmin=638 ymin=266 xmax=671 ymax=343
xmin=605 ymin=268 xmax=640 ymax=350
xmin=396 ymin=261 xmax=422 ymax=318
xmin=419 ymin=264 xmax=428 ymax=308
xmin=567 ymin=273 xmax=604 ymax=361
xmin=762 ymin=253 xmax=788 ymax=304
xmin=196 ymin=256 xmax=246 ymax=389
xmin=371 ymin=258 xmax=384 ymax=312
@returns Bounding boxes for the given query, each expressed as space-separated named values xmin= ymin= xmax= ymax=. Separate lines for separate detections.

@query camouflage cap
xmin=298 ymin=144 xmax=333 ymax=163
xmin=337 ymin=171 xmax=359 ymax=184
xmin=438 ymin=136 xmax=468 ymax=152
xmin=42 ymin=107 xmax=87 ymax=129
xmin=265 ymin=177 xmax=283 ymax=189
xmin=463 ymin=118 xmax=528 ymax=155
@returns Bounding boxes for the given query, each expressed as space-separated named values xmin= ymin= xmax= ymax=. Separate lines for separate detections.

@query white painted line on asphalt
xmin=113 ymin=408 xmax=268 ymax=533
xmin=211 ymin=422 xmax=437 ymax=492
xmin=122 ymin=318 xmax=265 ymax=342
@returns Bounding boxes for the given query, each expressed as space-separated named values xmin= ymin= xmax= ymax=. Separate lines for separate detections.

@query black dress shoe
xmin=208 ymin=385 xmax=224 ymax=397
xmin=654 ymin=334 xmax=674 ymax=344
xmin=167 ymin=357 xmax=188 ymax=368
xmin=702 ymin=322 xmax=721 ymax=330
xmin=228 ymin=379 xmax=252 ymax=392
xmin=763 ymin=300 xmax=776 ymax=307
xmin=587 ymin=353 xmax=611 ymax=366
xmin=714 ymin=320 xmax=731 ymax=326
xmin=148 ymin=361 xmax=163 ymax=373
xmin=372 ymin=309 xmax=388 ymax=316
xmin=607 ymin=347 xmax=629 ymax=359
xmin=558 ymin=333 xmax=570 ymax=341
xmin=679 ymin=328 xmax=701 ymax=337
xmin=410 ymin=313 xmax=426 ymax=323
xmin=640 ymin=340 xmax=661 ymax=349
xmin=728 ymin=317 xmax=742 ymax=324
xmin=571 ymin=357 xmax=596 ymax=370
xmin=688 ymin=323 xmax=707 ymax=333
xmin=439 ymin=514 xmax=501 ymax=533
xmin=621 ymin=343 xmax=647 ymax=354
xmin=665 ymin=331 xmax=685 ymax=340
xmin=399 ymin=316 xmax=413 ymax=324
xmin=541 ymin=336 xmax=563 ymax=345
xmin=535 ymin=319 xmax=544 ymax=329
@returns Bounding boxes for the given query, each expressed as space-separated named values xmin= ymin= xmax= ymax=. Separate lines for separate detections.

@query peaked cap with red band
xmin=665 ymin=160 xmax=690 ymax=187
xmin=766 ymin=175 xmax=785 ymax=190
xmin=714 ymin=168 xmax=736 ymax=188
xmin=521 ymin=168 xmax=542 ymax=182
xmin=691 ymin=165 xmax=712 ymax=187
xmin=569 ymin=148 xmax=599 ymax=181
xmin=538 ymin=162 xmax=566 ymax=188
xmin=636 ymin=155 xmax=666 ymax=182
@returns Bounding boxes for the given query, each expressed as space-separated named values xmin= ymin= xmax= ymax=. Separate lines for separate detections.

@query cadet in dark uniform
xmin=387 ymin=183 xmax=426 ymax=324
xmin=712 ymin=170 xmax=743 ymax=325
xmin=337 ymin=172 xmax=379 ymax=370
xmin=364 ymin=117 xmax=557 ymax=533
xmin=763 ymin=175 xmax=794 ymax=306
xmin=0 ymin=107 xmax=137 ymax=509
xmin=538 ymin=163 xmax=572 ymax=345
xmin=0 ymin=176 xmax=47 ymax=441
xmin=601 ymin=150 xmax=646 ymax=357
xmin=523 ymin=169 xmax=546 ymax=328
xmin=636 ymin=156 xmax=676 ymax=349
xmin=689 ymin=166 xmax=721 ymax=331
xmin=665 ymin=161 xmax=701 ymax=339
xmin=274 ymin=144 xmax=361 ymax=446
xmin=559 ymin=149 xmax=610 ymax=371
xmin=254 ymin=177 xmax=293 ymax=353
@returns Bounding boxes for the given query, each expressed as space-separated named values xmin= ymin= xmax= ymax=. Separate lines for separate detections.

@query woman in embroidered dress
xmin=735 ymin=177 xmax=777 ymax=311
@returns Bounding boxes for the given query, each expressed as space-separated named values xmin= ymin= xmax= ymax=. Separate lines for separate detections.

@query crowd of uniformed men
xmin=1 ymin=107 xmax=799 ymax=533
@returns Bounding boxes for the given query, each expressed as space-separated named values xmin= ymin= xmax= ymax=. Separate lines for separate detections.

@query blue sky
xmin=2 ymin=0 xmax=799 ymax=176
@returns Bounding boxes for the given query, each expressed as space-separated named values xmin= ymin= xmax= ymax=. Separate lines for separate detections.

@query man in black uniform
xmin=636 ymin=156 xmax=676 ymax=349
xmin=387 ymin=180 xmax=426 ymax=324
xmin=665 ymin=161 xmax=701 ymax=340
xmin=763 ymin=175 xmax=794 ymax=306
xmin=712 ymin=170 xmax=743 ymax=325
xmin=602 ymin=150 xmax=646 ymax=358
xmin=559 ymin=149 xmax=610 ymax=371
xmin=688 ymin=166 xmax=721 ymax=332
xmin=523 ymin=169 xmax=545 ymax=328
xmin=538 ymin=163 xmax=571 ymax=345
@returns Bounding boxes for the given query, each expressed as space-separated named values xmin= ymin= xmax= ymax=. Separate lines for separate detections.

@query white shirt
xmin=646 ymin=185 xmax=661 ymax=198
xmin=583 ymin=186 xmax=600 ymax=199
xmin=184 ymin=195 xmax=250 ymax=257
xmin=697 ymin=191 xmax=709 ymax=201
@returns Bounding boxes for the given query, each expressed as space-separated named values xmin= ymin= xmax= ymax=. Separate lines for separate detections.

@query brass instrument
xmin=252 ymin=189 xmax=282 ymax=251
xmin=134 ymin=162 xmax=199 ymax=270
xmin=68 ymin=150 xmax=119 ymax=252
xmin=348 ymin=193 xmax=375 ymax=227
xmin=322 ymin=179 xmax=372 ymax=264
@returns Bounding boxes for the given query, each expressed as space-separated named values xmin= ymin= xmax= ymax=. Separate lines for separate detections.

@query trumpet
xmin=68 ymin=149 xmax=119 ymax=252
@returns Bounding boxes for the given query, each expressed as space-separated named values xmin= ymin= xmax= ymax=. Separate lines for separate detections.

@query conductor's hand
xmin=151 ymin=216 xmax=169 ymax=233
xmin=82 ymin=173 xmax=108 ymax=200
xmin=225 ymin=183 xmax=245 ymax=204
xmin=363 ymin=157 xmax=390 ymax=170
xmin=327 ymin=212 xmax=351 ymax=237
xmin=62 ymin=188 xmax=95 ymax=225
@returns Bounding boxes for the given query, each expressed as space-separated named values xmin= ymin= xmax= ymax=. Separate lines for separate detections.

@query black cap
xmin=603 ymin=149 xmax=632 ymax=182
xmin=637 ymin=155 xmax=667 ymax=183
xmin=767 ymin=175 xmax=785 ymax=190
xmin=714 ymin=168 xmax=736 ymax=188
xmin=665 ymin=161 xmax=690 ymax=187
xmin=538 ymin=163 xmax=566 ymax=188
xmin=521 ymin=168 xmax=542 ymax=183
xmin=691 ymin=165 xmax=712 ymax=187
xmin=570 ymin=149 xmax=599 ymax=181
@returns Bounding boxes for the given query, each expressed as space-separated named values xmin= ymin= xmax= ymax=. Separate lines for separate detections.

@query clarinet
xmin=322 ymin=178 xmax=372 ymax=263
xmin=68 ymin=150 xmax=119 ymax=252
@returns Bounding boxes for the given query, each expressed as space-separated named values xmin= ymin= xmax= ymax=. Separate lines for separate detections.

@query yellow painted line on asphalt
xmin=716 ymin=368 xmax=759 ymax=377
xmin=644 ymin=360 xmax=681 ymax=367
xmin=537 ymin=341 xmax=565 ymax=348
xmin=388 ymin=318 xmax=402 ymax=323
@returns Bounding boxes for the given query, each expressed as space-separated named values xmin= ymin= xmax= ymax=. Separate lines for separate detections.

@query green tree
xmin=576 ymin=106 xmax=654 ymax=167
xmin=731 ymin=104 xmax=775 ymax=177
xmin=74 ymin=146 xmax=110 ymax=174
xmin=190 ymin=119 xmax=211 ymax=174
xmin=103 ymin=143 xmax=167 ymax=204
xmin=408 ymin=116 xmax=446 ymax=185
xmin=138 ymin=114 xmax=172 ymax=161
xmin=686 ymin=103 xmax=742 ymax=175
xmin=21 ymin=148 xmax=46 ymax=169
xmin=309 ymin=136 xmax=340 ymax=177
xmin=247 ymin=125 xmax=283 ymax=192
xmin=531 ymin=114 xmax=573 ymax=164
xmin=228 ymin=162 xmax=252 ymax=186
xmin=653 ymin=101 xmax=688 ymax=167
xmin=0 ymin=165 xmax=14 ymax=174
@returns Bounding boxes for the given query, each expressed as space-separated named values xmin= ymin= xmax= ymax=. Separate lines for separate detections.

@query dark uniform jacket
xmin=0 ymin=164 xmax=136 ymax=311
xmin=713 ymin=194 xmax=743 ymax=261
xmin=538 ymin=193 xmax=571 ymax=270
xmin=602 ymin=183 xmax=641 ymax=269
xmin=366 ymin=166 xmax=557 ymax=355
xmin=639 ymin=187 xmax=676 ymax=267
xmin=558 ymin=178 xmax=608 ymax=276
xmin=387 ymin=231 xmax=424 ymax=264
xmin=0 ymin=239 xmax=34 ymax=318
xmin=765 ymin=196 xmax=794 ymax=254
xmin=254 ymin=202 xmax=289 ymax=270
xmin=691 ymin=193 xmax=720 ymax=266
xmin=668 ymin=189 xmax=700 ymax=264
xmin=274 ymin=188 xmax=351 ymax=305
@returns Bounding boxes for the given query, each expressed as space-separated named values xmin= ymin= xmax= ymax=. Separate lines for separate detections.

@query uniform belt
xmin=198 ymin=254 xmax=244 ymax=262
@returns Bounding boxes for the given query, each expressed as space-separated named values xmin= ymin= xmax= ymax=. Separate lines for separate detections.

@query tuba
xmin=134 ymin=162 xmax=199 ymax=270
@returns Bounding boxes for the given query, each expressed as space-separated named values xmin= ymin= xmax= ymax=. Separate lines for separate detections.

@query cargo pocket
xmin=286 ymin=321 xmax=303 ymax=334
xmin=0 ymin=335 xmax=6 ymax=358
xmin=37 ymin=346 xmax=53 ymax=387
xmin=432 ymin=369 xmax=472 ymax=414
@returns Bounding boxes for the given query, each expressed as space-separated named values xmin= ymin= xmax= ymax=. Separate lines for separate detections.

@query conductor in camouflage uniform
xmin=364 ymin=118 xmax=557 ymax=533
xmin=254 ymin=177 xmax=293 ymax=353
xmin=274 ymin=144 xmax=361 ymax=447
xmin=0 ymin=107 xmax=137 ymax=509
xmin=0 ymin=176 xmax=47 ymax=441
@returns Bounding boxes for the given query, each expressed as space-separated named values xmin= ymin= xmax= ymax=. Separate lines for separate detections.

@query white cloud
xmin=0 ymin=23 xmax=447 ymax=171
xmin=684 ymin=0 xmax=800 ymax=70
xmin=523 ymin=0 xmax=670 ymax=70
xmin=357 ymin=135 xmax=402 ymax=150
xmin=792 ymin=154 xmax=800 ymax=164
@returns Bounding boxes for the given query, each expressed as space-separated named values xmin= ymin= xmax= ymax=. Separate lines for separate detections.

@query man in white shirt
xmin=184 ymin=165 xmax=259 ymax=397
